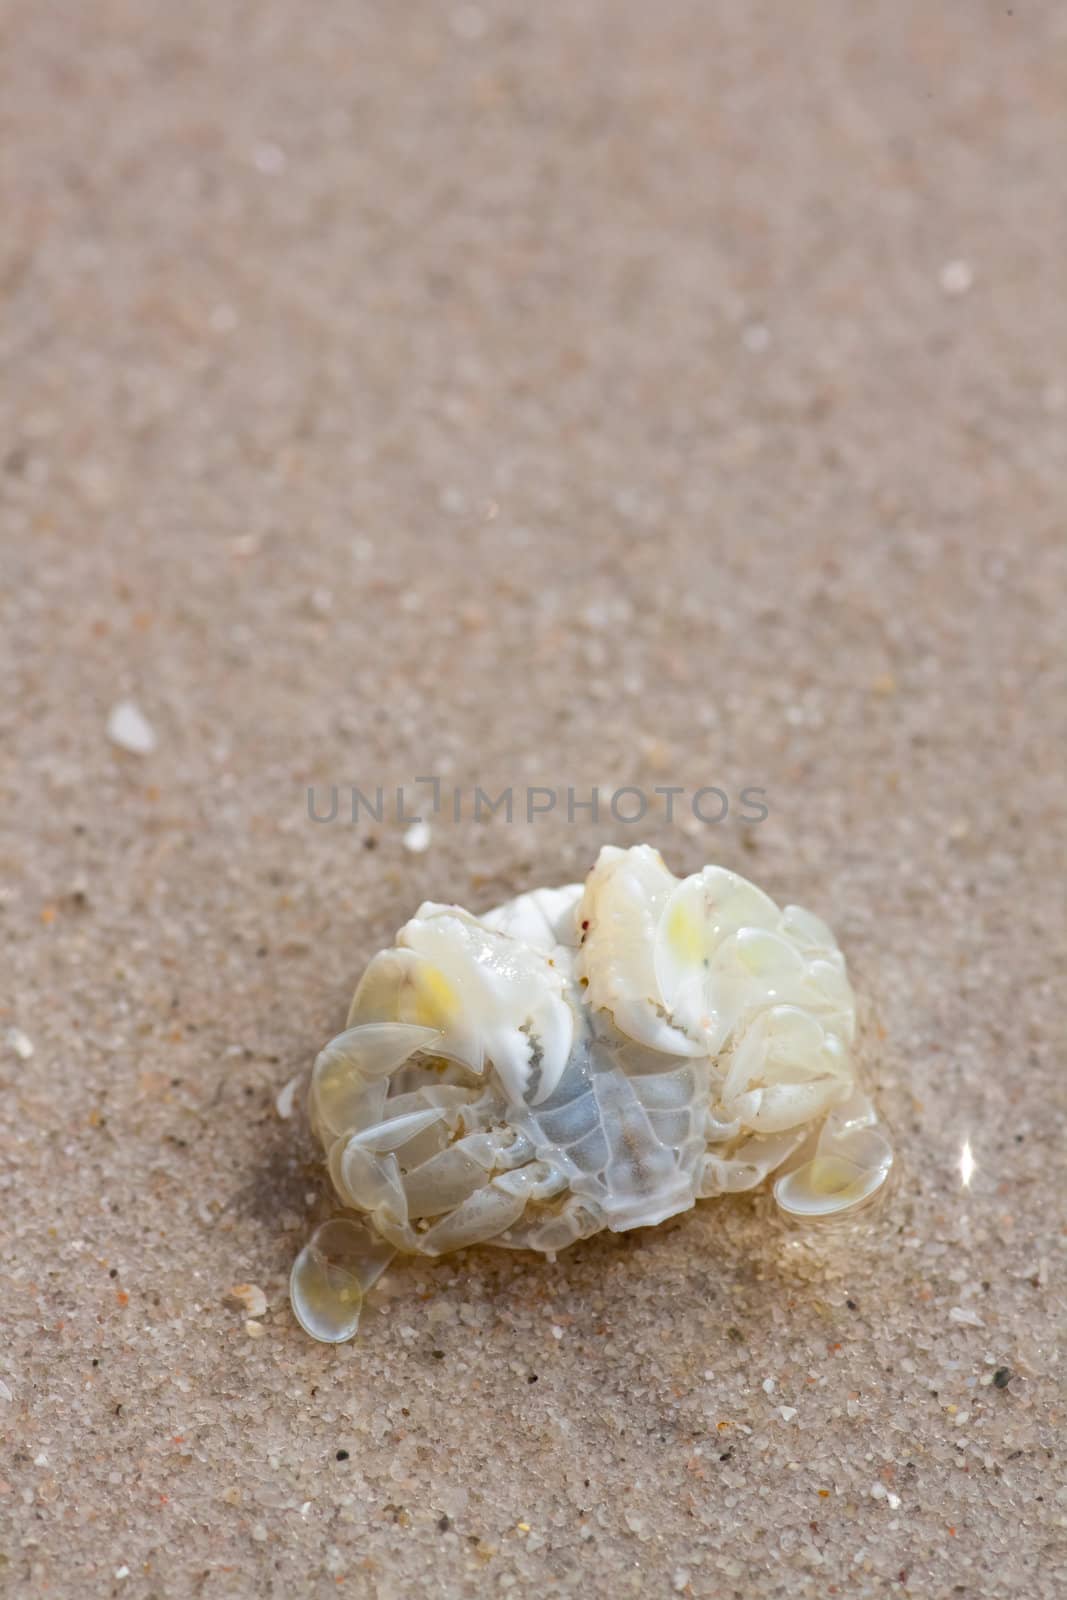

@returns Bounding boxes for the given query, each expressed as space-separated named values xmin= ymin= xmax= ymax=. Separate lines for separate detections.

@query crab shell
xmin=290 ymin=845 xmax=892 ymax=1342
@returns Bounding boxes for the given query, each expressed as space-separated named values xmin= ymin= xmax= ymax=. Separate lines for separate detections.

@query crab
xmin=290 ymin=845 xmax=892 ymax=1342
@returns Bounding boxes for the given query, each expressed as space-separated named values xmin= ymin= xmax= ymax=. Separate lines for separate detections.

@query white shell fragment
xmin=106 ymin=699 xmax=157 ymax=755
xmin=5 ymin=1026 xmax=35 ymax=1062
xmin=292 ymin=846 xmax=893 ymax=1340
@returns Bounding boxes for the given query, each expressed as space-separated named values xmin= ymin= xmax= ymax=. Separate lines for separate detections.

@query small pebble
xmin=5 ymin=1027 xmax=34 ymax=1061
xmin=107 ymin=700 xmax=157 ymax=755
xmin=993 ymin=1367 xmax=1012 ymax=1389
xmin=0 ymin=1379 xmax=12 ymax=1403
xmin=439 ymin=485 xmax=467 ymax=515
xmin=940 ymin=259 xmax=974 ymax=296
xmin=403 ymin=820 xmax=432 ymax=853
xmin=275 ymin=1074 xmax=301 ymax=1120
xmin=244 ymin=1320 xmax=267 ymax=1339
xmin=227 ymin=1283 xmax=268 ymax=1318
xmin=948 ymin=1305 xmax=984 ymax=1327
xmin=253 ymin=142 xmax=285 ymax=175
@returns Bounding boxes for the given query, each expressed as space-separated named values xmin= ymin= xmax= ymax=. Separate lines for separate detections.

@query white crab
xmin=291 ymin=845 xmax=892 ymax=1342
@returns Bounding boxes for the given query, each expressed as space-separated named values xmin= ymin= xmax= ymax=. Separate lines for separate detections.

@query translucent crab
xmin=291 ymin=844 xmax=893 ymax=1342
